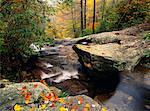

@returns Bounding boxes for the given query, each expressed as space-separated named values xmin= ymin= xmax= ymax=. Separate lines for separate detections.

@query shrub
xmin=97 ymin=0 xmax=149 ymax=33
xmin=115 ymin=0 xmax=149 ymax=29
xmin=0 ymin=0 xmax=49 ymax=79
xmin=143 ymin=32 xmax=150 ymax=40
xmin=79 ymin=28 xmax=93 ymax=37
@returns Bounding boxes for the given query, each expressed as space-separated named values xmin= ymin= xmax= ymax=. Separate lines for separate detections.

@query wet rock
xmin=103 ymin=82 xmax=144 ymax=111
xmin=31 ymin=45 xmax=80 ymax=82
xmin=53 ymin=79 xmax=89 ymax=96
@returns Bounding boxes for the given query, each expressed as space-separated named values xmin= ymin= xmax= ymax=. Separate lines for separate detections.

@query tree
xmin=111 ymin=0 xmax=116 ymax=7
xmin=101 ymin=0 xmax=106 ymax=21
xmin=92 ymin=0 xmax=96 ymax=34
xmin=84 ymin=0 xmax=87 ymax=29
xmin=80 ymin=0 xmax=84 ymax=34
xmin=71 ymin=3 xmax=77 ymax=37
xmin=116 ymin=0 xmax=149 ymax=29
xmin=0 ymin=0 xmax=49 ymax=80
xmin=64 ymin=0 xmax=77 ymax=37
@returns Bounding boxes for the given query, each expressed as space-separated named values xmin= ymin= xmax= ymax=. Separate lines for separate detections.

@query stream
xmin=31 ymin=40 xmax=150 ymax=111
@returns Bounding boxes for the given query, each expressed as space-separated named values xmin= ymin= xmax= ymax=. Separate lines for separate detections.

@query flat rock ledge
xmin=73 ymin=27 xmax=149 ymax=74
xmin=73 ymin=43 xmax=126 ymax=72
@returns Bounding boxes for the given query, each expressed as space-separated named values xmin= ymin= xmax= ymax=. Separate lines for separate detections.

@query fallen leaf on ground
xmin=85 ymin=103 xmax=90 ymax=109
xmin=101 ymin=107 xmax=107 ymax=111
xmin=14 ymin=104 xmax=23 ymax=111
xmin=58 ymin=98 xmax=65 ymax=103
xmin=59 ymin=106 xmax=68 ymax=111
xmin=39 ymin=104 xmax=47 ymax=110
xmin=28 ymin=107 xmax=35 ymax=111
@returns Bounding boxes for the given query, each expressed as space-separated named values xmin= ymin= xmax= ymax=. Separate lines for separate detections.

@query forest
xmin=0 ymin=0 xmax=150 ymax=111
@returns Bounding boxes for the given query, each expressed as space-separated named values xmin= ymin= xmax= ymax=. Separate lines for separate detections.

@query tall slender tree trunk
xmin=92 ymin=0 xmax=96 ymax=34
xmin=80 ymin=0 xmax=83 ymax=34
xmin=84 ymin=0 xmax=86 ymax=29
xmin=101 ymin=0 xmax=106 ymax=21
xmin=111 ymin=0 xmax=116 ymax=7
xmin=71 ymin=4 xmax=76 ymax=37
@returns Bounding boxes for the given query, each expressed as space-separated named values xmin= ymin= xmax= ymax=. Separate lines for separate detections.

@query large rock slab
xmin=0 ymin=82 xmax=101 ymax=111
xmin=74 ymin=43 xmax=126 ymax=72
xmin=73 ymin=29 xmax=149 ymax=74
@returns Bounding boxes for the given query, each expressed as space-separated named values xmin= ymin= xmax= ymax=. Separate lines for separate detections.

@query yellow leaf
xmin=71 ymin=109 xmax=76 ymax=111
xmin=101 ymin=107 xmax=107 ymax=111
xmin=25 ymin=99 xmax=29 ymax=105
xmin=39 ymin=104 xmax=46 ymax=110
xmin=50 ymin=96 xmax=55 ymax=101
xmin=28 ymin=107 xmax=35 ymax=111
xmin=14 ymin=104 xmax=23 ymax=111
xmin=85 ymin=103 xmax=90 ymax=108
xmin=58 ymin=98 xmax=65 ymax=103
xmin=59 ymin=106 xmax=68 ymax=111
xmin=40 ymin=93 xmax=49 ymax=101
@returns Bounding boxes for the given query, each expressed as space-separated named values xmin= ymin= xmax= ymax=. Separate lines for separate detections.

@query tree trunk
xmin=92 ymin=0 xmax=96 ymax=34
xmin=81 ymin=0 xmax=83 ymax=34
xmin=101 ymin=0 xmax=106 ymax=21
xmin=111 ymin=0 xmax=116 ymax=7
xmin=71 ymin=4 xmax=76 ymax=37
xmin=84 ymin=0 xmax=86 ymax=29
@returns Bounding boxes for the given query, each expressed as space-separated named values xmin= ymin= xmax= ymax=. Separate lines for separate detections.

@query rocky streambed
xmin=0 ymin=23 xmax=149 ymax=111
xmin=29 ymin=24 xmax=149 ymax=111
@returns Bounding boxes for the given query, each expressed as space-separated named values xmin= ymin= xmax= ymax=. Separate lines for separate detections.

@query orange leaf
xmin=22 ymin=86 xmax=27 ymax=90
xmin=40 ymin=93 xmax=49 ymax=101
xmin=33 ymin=84 xmax=38 ymax=88
xmin=82 ymin=108 xmax=88 ymax=111
xmin=25 ymin=94 xmax=31 ymax=100
xmin=77 ymin=97 xmax=84 ymax=104
xmin=25 ymin=99 xmax=30 ymax=105
xmin=46 ymin=93 xmax=52 ymax=99
xmin=71 ymin=109 xmax=76 ymax=111
xmin=28 ymin=107 xmax=35 ymax=111
xmin=72 ymin=105 xmax=78 ymax=109
xmin=40 ymin=80 xmax=48 ymax=86
xmin=58 ymin=98 xmax=65 ymax=103
xmin=24 ymin=92 xmax=32 ymax=104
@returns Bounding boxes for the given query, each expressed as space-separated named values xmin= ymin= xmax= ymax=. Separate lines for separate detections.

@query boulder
xmin=73 ymin=43 xmax=126 ymax=72
xmin=0 ymin=82 xmax=61 ymax=110
xmin=73 ymin=30 xmax=149 ymax=75
xmin=0 ymin=82 xmax=102 ymax=111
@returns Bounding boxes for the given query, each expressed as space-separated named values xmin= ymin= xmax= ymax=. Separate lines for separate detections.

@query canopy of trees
xmin=0 ymin=0 xmax=149 ymax=79
xmin=45 ymin=0 xmax=149 ymax=38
